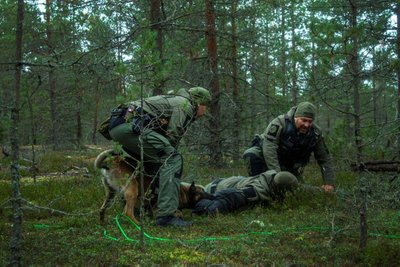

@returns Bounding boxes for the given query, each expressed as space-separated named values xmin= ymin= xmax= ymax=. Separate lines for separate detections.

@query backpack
xmin=97 ymin=104 xmax=128 ymax=140
xmin=98 ymin=116 xmax=112 ymax=140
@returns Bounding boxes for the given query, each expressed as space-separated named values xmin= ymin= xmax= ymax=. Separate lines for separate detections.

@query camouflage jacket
xmin=129 ymin=89 xmax=196 ymax=147
xmin=204 ymin=170 xmax=278 ymax=202
xmin=258 ymin=107 xmax=335 ymax=185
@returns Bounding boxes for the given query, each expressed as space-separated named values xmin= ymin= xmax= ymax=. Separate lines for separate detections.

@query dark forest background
xmin=1 ymin=0 xmax=398 ymax=164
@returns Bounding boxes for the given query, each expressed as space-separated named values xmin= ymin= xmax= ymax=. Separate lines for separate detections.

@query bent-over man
xmin=108 ymin=87 xmax=211 ymax=227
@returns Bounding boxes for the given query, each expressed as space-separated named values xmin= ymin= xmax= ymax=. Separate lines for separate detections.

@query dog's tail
xmin=94 ymin=149 xmax=114 ymax=170
xmin=94 ymin=149 xmax=120 ymax=192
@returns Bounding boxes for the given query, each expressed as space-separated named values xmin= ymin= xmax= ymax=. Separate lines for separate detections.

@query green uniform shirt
xmin=129 ymin=89 xmax=196 ymax=147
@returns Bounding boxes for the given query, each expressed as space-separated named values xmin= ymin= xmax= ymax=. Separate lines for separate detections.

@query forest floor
xmin=0 ymin=145 xmax=399 ymax=265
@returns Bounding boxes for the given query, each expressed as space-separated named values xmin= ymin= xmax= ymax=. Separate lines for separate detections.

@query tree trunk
xmin=290 ymin=2 xmax=298 ymax=106
xmin=264 ymin=8 xmax=272 ymax=121
xmin=349 ymin=0 xmax=367 ymax=250
xmin=92 ymin=78 xmax=100 ymax=144
xmin=230 ymin=0 xmax=240 ymax=164
xmin=28 ymin=91 xmax=38 ymax=182
xmin=74 ymin=70 xmax=84 ymax=149
xmin=46 ymin=0 xmax=59 ymax=150
xmin=116 ymin=3 xmax=125 ymax=96
xmin=397 ymin=2 xmax=400 ymax=158
xmin=205 ymin=0 xmax=222 ymax=167
xmin=280 ymin=5 xmax=287 ymax=96
xmin=351 ymin=160 xmax=400 ymax=172
xmin=151 ymin=0 xmax=165 ymax=95
xmin=372 ymin=52 xmax=377 ymax=125
xmin=248 ymin=6 xmax=256 ymax=138
xmin=10 ymin=0 xmax=24 ymax=265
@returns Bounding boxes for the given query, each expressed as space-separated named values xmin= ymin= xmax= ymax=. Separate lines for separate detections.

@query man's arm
xmin=313 ymin=135 xmax=335 ymax=192
xmin=166 ymin=99 xmax=195 ymax=147
xmin=262 ymin=117 xmax=284 ymax=172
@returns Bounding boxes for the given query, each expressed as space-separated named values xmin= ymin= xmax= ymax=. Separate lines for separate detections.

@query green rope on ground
xmin=105 ymin=214 xmax=400 ymax=243
xmin=32 ymin=214 xmax=400 ymax=243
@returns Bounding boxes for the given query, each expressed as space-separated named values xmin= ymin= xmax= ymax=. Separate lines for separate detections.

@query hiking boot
xmin=155 ymin=215 xmax=193 ymax=227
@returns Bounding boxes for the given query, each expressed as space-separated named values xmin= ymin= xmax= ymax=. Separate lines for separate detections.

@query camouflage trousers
xmin=110 ymin=123 xmax=182 ymax=217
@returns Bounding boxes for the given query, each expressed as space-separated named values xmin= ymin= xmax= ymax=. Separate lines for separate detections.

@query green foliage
xmin=114 ymin=61 xmax=128 ymax=76
xmin=363 ymin=240 xmax=400 ymax=266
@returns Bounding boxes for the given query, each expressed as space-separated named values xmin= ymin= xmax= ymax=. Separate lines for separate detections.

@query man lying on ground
xmin=192 ymin=170 xmax=298 ymax=216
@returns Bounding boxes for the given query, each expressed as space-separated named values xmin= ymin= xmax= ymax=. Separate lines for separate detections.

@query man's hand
xmin=321 ymin=184 xmax=335 ymax=193
xmin=159 ymin=118 xmax=169 ymax=126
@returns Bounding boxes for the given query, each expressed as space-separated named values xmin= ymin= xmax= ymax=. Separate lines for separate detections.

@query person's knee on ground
xmin=243 ymin=151 xmax=266 ymax=176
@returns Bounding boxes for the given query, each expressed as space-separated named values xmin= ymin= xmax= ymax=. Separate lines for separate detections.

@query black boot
xmin=155 ymin=215 xmax=193 ymax=227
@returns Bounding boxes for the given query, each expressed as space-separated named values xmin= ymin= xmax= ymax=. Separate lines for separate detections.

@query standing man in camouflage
xmin=243 ymin=102 xmax=335 ymax=193
xmin=109 ymin=87 xmax=211 ymax=227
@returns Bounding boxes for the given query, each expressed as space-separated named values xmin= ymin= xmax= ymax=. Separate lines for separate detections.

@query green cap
xmin=273 ymin=171 xmax=298 ymax=189
xmin=294 ymin=102 xmax=317 ymax=119
xmin=188 ymin=87 xmax=212 ymax=106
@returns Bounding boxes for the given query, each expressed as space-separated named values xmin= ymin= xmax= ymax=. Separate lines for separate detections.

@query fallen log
xmin=350 ymin=160 xmax=400 ymax=172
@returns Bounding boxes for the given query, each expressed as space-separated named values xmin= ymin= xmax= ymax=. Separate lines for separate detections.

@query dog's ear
xmin=189 ymin=181 xmax=196 ymax=193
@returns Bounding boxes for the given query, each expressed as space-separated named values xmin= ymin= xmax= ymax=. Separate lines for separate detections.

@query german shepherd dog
xmin=94 ymin=149 xmax=209 ymax=224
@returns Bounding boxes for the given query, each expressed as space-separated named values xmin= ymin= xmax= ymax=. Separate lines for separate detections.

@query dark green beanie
xmin=294 ymin=102 xmax=316 ymax=119
xmin=273 ymin=171 xmax=298 ymax=188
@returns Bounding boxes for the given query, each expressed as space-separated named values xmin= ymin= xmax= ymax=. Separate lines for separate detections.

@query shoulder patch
xmin=267 ymin=124 xmax=279 ymax=138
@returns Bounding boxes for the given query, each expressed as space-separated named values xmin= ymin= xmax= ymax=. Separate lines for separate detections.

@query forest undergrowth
xmin=0 ymin=145 xmax=399 ymax=265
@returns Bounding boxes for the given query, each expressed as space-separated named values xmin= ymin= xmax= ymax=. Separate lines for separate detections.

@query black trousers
xmin=243 ymin=150 xmax=267 ymax=176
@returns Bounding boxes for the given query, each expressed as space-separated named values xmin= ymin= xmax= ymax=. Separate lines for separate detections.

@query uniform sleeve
xmin=262 ymin=117 xmax=284 ymax=172
xmin=166 ymin=100 xmax=194 ymax=147
xmin=313 ymin=135 xmax=335 ymax=185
